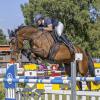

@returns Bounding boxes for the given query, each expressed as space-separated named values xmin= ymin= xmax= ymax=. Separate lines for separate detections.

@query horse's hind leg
xmin=86 ymin=51 xmax=96 ymax=90
xmin=86 ymin=82 xmax=91 ymax=91
xmin=64 ymin=63 xmax=71 ymax=76
xmin=77 ymin=61 xmax=88 ymax=90
xmin=77 ymin=81 xmax=82 ymax=90
xmin=64 ymin=63 xmax=71 ymax=89
xmin=64 ymin=63 xmax=83 ymax=90
xmin=86 ymin=51 xmax=95 ymax=77
xmin=84 ymin=72 xmax=91 ymax=91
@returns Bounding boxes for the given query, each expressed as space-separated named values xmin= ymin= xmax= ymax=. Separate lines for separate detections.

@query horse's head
xmin=8 ymin=29 xmax=19 ymax=62
xmin=9 ymin=25 xmax=39 ymax=61
xmin=8 ymin=29 xmax=16 ymax=50
xmin=8 ymin=28 xmax=21 ymax=53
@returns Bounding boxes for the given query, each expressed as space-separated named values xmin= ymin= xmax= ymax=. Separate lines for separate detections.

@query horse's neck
xmin=30 ymin=31 xmax=55 ymax=58
xmin=31 ymin=31 xmax=43 ymax=39
xmin=18 ymin=28 xmax=54 ymax=58
xmin=17 ymin=26 xmax=37 ymax=37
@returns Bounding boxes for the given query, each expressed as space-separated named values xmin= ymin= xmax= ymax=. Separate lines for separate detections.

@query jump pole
xmin=71 ymin=53 xmax=83 ymax=100
xmin=71 ymin=61 xmax=76 ymax=100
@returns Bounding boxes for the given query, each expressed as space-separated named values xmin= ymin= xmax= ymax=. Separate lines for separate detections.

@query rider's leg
xmin=60 ymin=34 xmax=73 ymax=48
xmin=55 ymin=22 xmax=73 ymax=49
xmin=55 ymin=22 xmax=64 ymax=37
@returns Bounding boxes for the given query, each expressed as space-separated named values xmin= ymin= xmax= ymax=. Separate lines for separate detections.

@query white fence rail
xmin=15 ymin=89 xmax=100 ymax=100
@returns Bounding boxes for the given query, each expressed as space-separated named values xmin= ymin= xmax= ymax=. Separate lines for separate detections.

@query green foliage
xmin=21 ymin=0 xmax=100 ymax=57
xmin=0 ymin=92 xmax=4 ymax=100
xmin=0 ymin=29 xmax=7 ymax=45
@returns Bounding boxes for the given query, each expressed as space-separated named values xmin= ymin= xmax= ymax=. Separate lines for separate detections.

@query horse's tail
xmin=85 ymin=50 xmax=95 ymax=77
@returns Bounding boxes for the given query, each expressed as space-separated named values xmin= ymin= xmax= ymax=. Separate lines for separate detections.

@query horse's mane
xmin=15 ymin=25 xmax=38 ymax=34
xmin=15 ymin=25 xmax=27 ymax=33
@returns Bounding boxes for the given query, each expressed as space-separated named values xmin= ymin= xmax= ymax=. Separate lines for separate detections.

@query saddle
xmin=50 ymin=31 xmax=75 ymax=53
xmin=47 ymin=31 xmax=75 ymax=61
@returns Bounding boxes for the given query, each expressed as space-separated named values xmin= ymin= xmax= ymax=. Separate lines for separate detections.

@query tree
xmin=0 ymin=29 xmax=7 ymax=45
xmin=21 ymin=0 xmax=100 ymax=57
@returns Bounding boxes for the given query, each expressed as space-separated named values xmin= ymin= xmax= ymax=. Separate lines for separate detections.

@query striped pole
xmin=0 ymin=78 xmax=70 ymax=84
xmin=15 ymin=76 xmax=100 ymax=82
xmin=36 ymin=70 xmax=65 ymax=73
xmin=50 ymin=76 xmax=100 ymax=82
xmin=0 ymin=68 xmax=65 ymax=75
xmin=1 ymin=76 xmax=100 ymax=83
xmin=0 ymin=77 xmax=100 ymax=84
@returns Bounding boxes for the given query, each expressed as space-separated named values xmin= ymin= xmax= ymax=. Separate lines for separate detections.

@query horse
xmin=9 ymin=25 xmax=95 ymax=90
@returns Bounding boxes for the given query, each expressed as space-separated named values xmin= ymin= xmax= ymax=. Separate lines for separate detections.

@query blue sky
xmin=0 ymin=0 xmax=28 ymax=36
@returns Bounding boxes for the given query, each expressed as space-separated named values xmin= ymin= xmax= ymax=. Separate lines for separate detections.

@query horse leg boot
xmin=60 ymin=34 xmax=74 ymax=52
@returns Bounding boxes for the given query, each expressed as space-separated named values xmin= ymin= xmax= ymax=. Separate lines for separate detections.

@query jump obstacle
xmin=0 ymin=61 xmax=100 ymax=100
xmin=0 ymin=54 xmax=100 ymax=100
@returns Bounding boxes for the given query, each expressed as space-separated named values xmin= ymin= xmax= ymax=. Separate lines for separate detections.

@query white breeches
xmin=55 ymin=22 xmax=64 ymax=36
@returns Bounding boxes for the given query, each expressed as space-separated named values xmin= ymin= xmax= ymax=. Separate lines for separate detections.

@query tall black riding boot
xmin=60 ymin=34 xmax=74 ymax=50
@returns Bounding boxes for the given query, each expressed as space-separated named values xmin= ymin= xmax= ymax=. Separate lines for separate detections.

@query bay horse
xmin=10 ymin=26 xmax=95 ymax=90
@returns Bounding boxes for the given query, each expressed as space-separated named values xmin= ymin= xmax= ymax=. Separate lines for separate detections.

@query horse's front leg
xmin=28 ymin=52 xmax=38 ymax=64
xmin=21 ymin=49 xmax=37 ymax=63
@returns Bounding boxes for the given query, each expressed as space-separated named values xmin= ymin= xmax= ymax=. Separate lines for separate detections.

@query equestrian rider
xmin=34 ymin=13 xmax=73 ymax=50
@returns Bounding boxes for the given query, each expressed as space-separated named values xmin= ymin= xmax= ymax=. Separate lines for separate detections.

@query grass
xmin=0 ymin=83 xmax=4 ymax=100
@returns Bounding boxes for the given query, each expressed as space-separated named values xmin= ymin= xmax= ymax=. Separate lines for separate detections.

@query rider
xmin=34 ymin=13 xmax=73 ymax=50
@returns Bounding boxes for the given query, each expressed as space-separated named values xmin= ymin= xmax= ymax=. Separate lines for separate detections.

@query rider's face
xmin=37 ymin=19 xmax=42 ymax=25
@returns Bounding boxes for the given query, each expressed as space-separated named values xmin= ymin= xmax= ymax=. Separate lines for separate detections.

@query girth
xmin=48 ymin=43 xmax=60 ymax=61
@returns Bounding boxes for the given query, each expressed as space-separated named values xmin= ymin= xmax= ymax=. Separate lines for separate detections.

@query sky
xmin=0 ymin=0 xmax=29 ymax=36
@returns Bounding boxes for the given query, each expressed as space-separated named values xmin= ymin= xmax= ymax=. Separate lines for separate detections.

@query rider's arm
xmin=43 ymin=24 xmax=53 ymax=31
